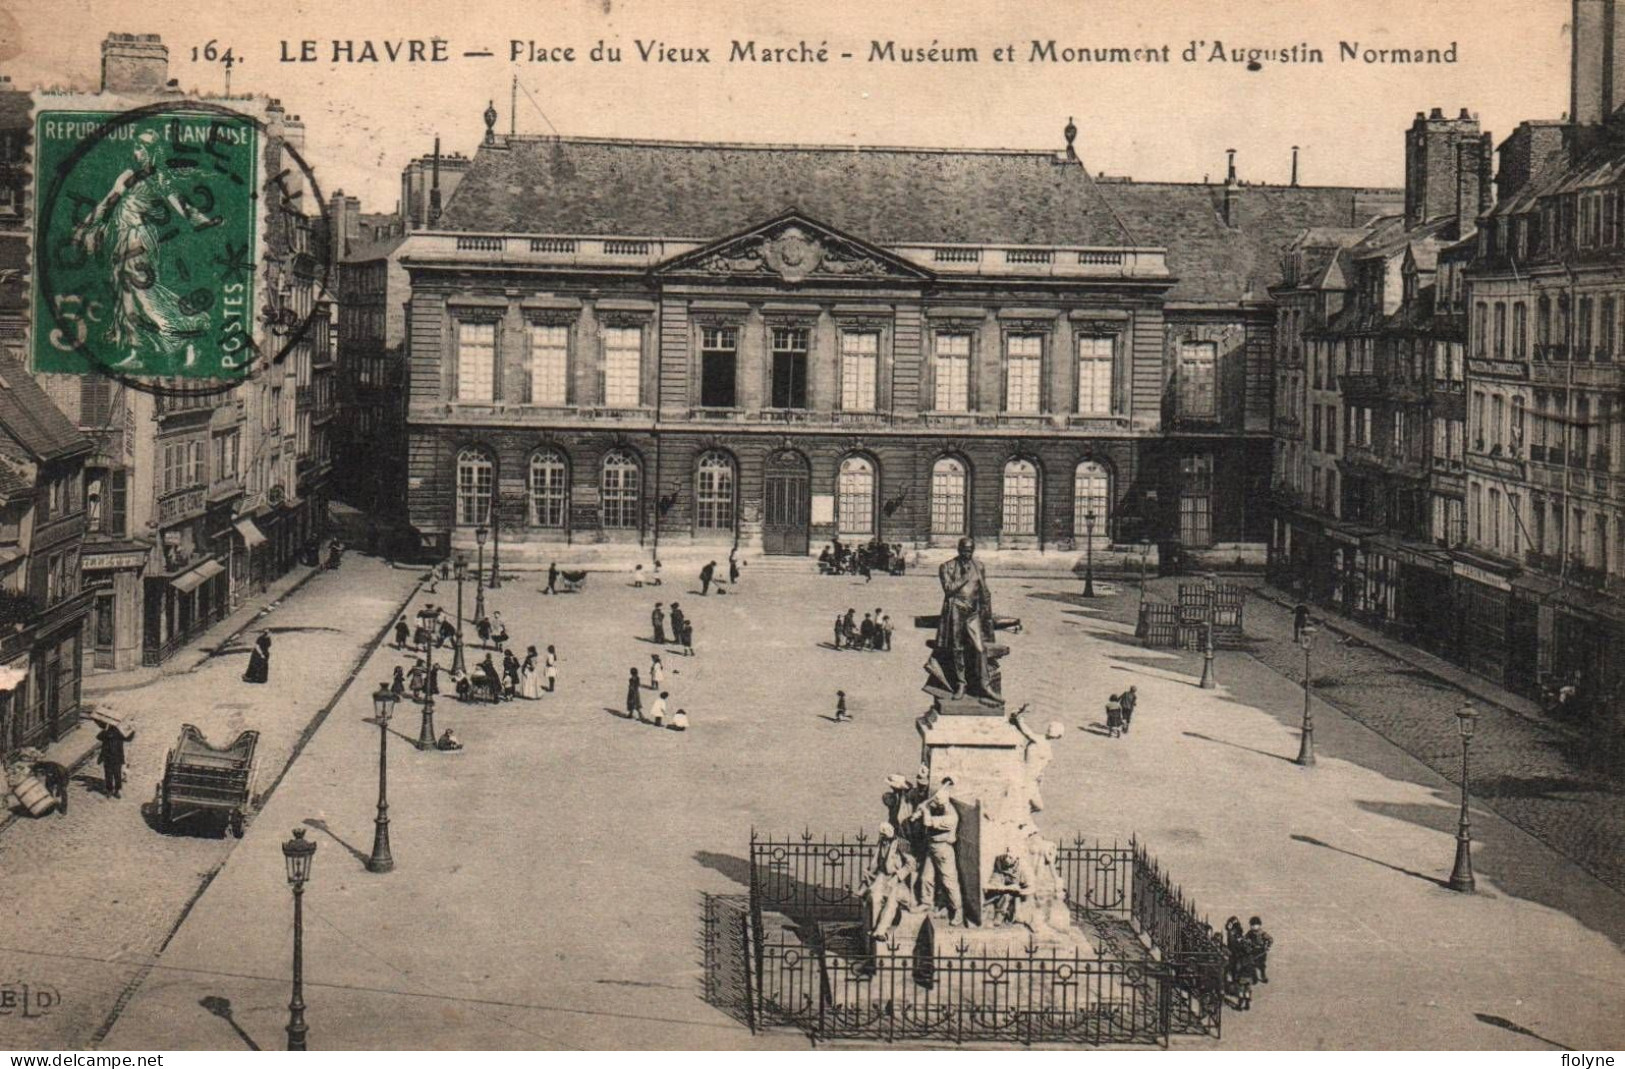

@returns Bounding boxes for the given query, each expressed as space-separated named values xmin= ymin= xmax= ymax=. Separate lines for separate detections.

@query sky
xmin=0 ymin=0 xmax=1574 ymax=213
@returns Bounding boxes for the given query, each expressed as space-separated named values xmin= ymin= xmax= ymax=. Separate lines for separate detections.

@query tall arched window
xmin=455 ymin=448 xmax=494 ymax=526
xmin=1002 ymin=459 xmax=1038 ymax=536
xmin=837 ymin=456 xmax=876 ymax=537
xmin=1073 ymin=460 xmax=1110 ymax=542
xmin=601 ymin=449 xmax=641 ymax=530
xmin=930 ymin=456 xmax=967 ymax=537
xmin=528 ymin=449 xmax=568 ymax=528
xmin=695 ymin=452 xmax=736 ymax=531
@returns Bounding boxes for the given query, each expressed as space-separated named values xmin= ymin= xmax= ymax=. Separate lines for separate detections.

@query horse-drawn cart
xmin=157 ymin=725 xmax=259 ymax=836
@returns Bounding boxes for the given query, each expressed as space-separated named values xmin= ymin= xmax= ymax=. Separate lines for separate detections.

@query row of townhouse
xmin=0 ymin=34 xmax=335 ymax=672
xmin=1271 ymin=0 xmax=1625 ymax=718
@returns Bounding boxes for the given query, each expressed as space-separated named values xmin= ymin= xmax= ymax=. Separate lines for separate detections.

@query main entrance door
xmin=762 ymin=450 xmax=810 ymax=556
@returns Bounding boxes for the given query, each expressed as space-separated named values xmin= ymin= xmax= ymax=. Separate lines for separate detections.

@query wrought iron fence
xmin=701 ymin=893 xmax=754 ymax=1030
xmin=745 ymin=831 xmax=1224 ymax=1042
xmin=758 ymin=926 xmax=1174 ymax=1046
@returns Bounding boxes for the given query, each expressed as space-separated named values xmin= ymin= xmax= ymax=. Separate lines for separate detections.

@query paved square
xmin=97 ymin=567 xmax=1625 ymax=1050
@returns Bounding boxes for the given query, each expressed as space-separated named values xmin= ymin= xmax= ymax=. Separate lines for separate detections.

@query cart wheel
xmin=230 ymin=811 xmax=245 ymax=838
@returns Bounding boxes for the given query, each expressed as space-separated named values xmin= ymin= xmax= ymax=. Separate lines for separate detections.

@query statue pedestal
xmin=916 ymin=709 xmax=1035 ymax=930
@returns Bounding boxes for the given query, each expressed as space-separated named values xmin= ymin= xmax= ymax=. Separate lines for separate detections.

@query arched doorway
xmin=763 ymin=450 xmax=810 ymax=555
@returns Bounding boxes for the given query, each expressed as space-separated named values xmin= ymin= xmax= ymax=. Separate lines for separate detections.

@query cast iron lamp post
xmin=1198 ymin=571 xmax=1218 ymax=689
xmin=490 ymin=502 xmax=503 ymax=589
xmin=474 ymin=525 xmax=488 ymax=623
xmin=367 ymin=686 xmax=396 ymax=873
xmin=1448 ymin=701 xmax=1480 ymax=892
xmin=416 ymin=608 xmax=438 ymax=751
xmin=281 ymin=827 xmax=317 ymax=1051
xmin=1082 ymin=509 xmax=1098 ymax=598
xmin=451 ymin=555 xmax=468 ymax=674
xmin=1296 ymin=625 xmax=1318 ymax=766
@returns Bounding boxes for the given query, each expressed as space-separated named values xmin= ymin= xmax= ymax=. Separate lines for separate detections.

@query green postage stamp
xmin=33 ymin=106 xmax=259 ymax=380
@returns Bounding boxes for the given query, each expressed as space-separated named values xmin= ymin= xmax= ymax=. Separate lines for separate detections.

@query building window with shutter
xmin=1004 ymin=334 xmax=1043 ymax=413
xmin=932 ymin=332 xmax=971 ymax=412
xmin=1177 ymin=341 xmax=1217 ymax=418
xmin=456 ymin=320 xmax=497 ymax=402
xmin=840 ymin=331 xmax=879 ymax=412
xmin=602 ymin=326 xmax=643 ymax=407
xmin=527 ymin=323 xmax=569 ymax=406
xmin=1076 ymin=336 xmax=1115 ymax=415
xmin=837 ymin=455 xmax=876 ymax=537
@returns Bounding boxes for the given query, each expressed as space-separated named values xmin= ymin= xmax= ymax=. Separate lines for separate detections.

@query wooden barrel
xmin=13 ymin=775 xmax=57 ymax=816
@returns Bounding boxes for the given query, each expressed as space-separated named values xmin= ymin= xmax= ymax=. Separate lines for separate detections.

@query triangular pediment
xmin=655 ymin=211 xmax=933 ymax=283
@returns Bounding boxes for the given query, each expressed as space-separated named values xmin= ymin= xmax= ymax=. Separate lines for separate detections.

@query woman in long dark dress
xmin=243 ymin=631 xmax=272 ymax=684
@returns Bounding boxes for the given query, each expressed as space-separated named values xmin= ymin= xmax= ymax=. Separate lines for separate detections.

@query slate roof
xmin=439 ymin=136 xmax=1136 ymax=248
xmin=0 ymin=351 xmax=92 ymax=463
xmin=435 ymin=135 xmax=1399 ymax=305
xmin=344 ymin=232 xmax=408 ymax=264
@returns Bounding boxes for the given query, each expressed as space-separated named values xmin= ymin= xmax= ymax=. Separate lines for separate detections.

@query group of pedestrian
xmin=1221 ymin=915 xmax=1275 ymax=1011
xmin=624 ymin=655 xmax=689 ymax=731
xmin=832 ymin=607 xmax=894 ymax=652
xmin=818 ymin=538 xmax=907 ymax=579
xmin=1103 ymin=686 xmax=1138 ymax=738
xmin=698 ymin=551 xmax=743 ymax=596
xmin=393 ymin=603 xmax=559 ymax=709
xmin=650 ymin=601 xmax=696 ymax=656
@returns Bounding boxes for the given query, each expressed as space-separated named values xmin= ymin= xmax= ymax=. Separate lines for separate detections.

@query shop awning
xmin=234 ymin=518 xmax=268 ymax=549
xmin=172 ymin=558 xmax=225 ymax=595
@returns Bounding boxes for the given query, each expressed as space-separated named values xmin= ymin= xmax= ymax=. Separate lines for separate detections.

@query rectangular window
xmin=1076 ymin=336 xmax=1114 ymax=414
xmin=95 ymin=594 xmax=115 ymax=648
xmin=1579 ymin=296 xmax=1595 ymax=357
xmin=840 ymin=331 xmax=879 ymax=412
xmin=1513 ymin=302 xmax=1528 ymax=358
xmin=1312 ymin=407 xmax=1322 ymax=452
xmin=1003 ymin=334 xmax=1043 ymax=413
xmin=1493 ymin=303 xmax=1507 ymax=358
xmin=602 ymin=326 xmax=642 ymax=407
xmin=1326 ymin=404 xmax=1337 ymax=453
xmin=455 ymin=321 xmax=497 ymax=402
xmin=1179 ymin=454 xmax=1214 ymax=547
xmin=1602 ymin=297 xmax=1617 ymax=361
xmin=1177 ymin=341 xmax=1217 ymax=418
xmin=933 ymin=332 xmax=971 ymax=413
xmin=770 ymin=327 xmax=810 ymax=409
xmin=699 ymin=326 xmax=738 ymax=409
xmin=108 ymin=470 xmax=127 ymax=536
xmin=528 ymin=323 xmax=569 ymax=406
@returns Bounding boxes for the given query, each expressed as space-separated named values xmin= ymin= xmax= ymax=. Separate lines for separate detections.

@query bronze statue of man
xmin=935 ymin=537 xmax=999 ymax=701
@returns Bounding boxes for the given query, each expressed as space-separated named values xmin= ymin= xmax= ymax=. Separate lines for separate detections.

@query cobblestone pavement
xmin=0 ymin=557 xmax=419 ymax=1049
xmin=98 ymin=570 xmax=1625 ymax=1050
xmin=1202 ymin=582 xmax=1625 ymax=897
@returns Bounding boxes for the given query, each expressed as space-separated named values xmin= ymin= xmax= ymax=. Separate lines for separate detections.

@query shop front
xmin=80 ymin=539 xmax=150 ymax=671
xmin=1395 ymin=542 xmax=1456 ymax=657
xmin=1451 ymin=554 xmax=1519 ymax=688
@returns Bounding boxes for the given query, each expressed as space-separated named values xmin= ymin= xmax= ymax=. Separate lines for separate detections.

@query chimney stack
xmin=1291 ymin=145 xmax=1300 ymax=187
xmin=1226 ymin=148 xmax=1237 ymax=185
xmin=100 ymin=33 xmax=168 ymax=95
xmin=429 ymin=137 xmax=443 ymax=225
xmin=1064 ymin=116 xmax=1077 ymax=161
xmin=1222 ymin=149 xmax=1239 ymax=226
xmin=1572 ymin=0 xmax=1625 ymax=125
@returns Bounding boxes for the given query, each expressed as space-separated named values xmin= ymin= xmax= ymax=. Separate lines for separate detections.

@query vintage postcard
xmin=0 ymin=0 xmax=1618 ymax=1057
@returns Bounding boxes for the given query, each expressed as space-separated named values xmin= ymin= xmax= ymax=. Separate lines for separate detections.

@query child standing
xmin=834 ymin=690 xmax=849 ymax=722
xmin=649 ymin=691 xmax=669 ymax=727
xmin=626 ymin=668 xmax=643 ymax=720
xmin=649 ymin=654 xmax=665 ymax=691
xmin=545 ymin=645 xmax=558 ymax=692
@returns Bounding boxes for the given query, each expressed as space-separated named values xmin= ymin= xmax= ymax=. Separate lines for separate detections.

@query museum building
xmin=400 ymin=111 xmax=1398 ymax=563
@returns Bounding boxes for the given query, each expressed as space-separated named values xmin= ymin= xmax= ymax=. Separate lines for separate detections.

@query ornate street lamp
xmin=451 ymin=555 xmax=468 ymax=674
xmin=1198 ymin=572 xmax=1218 ymax=690
xmin=490 ymin=501 xmax=503 ymax=590
xmin=418 ymin=628 xmax=438 ymax=752
xmin=474 ymin=524 xmax=488 ymax=623
xmin=281 ymin=827 xmax=317 ymax=1051
xmin=1448 ymin=701 xmax=1480 ymax=893
xmin=367 ymin=686 xmax=397 ymax=873
xmin=1296 ymin=625 xmax=1318 ymax=766
xmin=1082 ymin=509 xmax=1098 ymax=598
